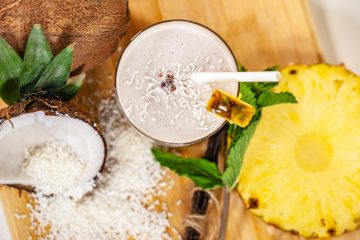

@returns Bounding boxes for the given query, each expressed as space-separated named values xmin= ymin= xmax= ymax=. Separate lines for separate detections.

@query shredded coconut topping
xmin=125 ymin=56 xmax=222 ymax=131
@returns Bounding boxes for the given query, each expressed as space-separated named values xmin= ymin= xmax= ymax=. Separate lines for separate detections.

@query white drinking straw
xmin=189 ymin=71 xmax=281 ymax=83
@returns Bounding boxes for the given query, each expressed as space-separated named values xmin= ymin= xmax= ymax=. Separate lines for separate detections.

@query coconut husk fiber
xmin=0 ymin=0 xmax=130 ymax=71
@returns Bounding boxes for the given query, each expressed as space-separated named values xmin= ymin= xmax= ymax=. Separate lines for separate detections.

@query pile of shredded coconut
xmin=22 ymin=139 xmax=86 ymax=195
xmin=27 ymin=97 xmax=175 ymax=240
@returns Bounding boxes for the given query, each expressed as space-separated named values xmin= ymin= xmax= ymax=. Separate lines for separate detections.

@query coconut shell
xmin=0 ymin=98 xmax=107 ymax=168
xmin=0 ymin=0 xmax=130 ymax=71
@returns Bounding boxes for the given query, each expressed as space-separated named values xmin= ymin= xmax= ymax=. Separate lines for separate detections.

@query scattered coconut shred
xmin=25 ymin=97 xmax=177 ymax=240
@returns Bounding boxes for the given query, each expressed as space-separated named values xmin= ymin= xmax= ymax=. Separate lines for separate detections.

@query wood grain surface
xmin=1 ymin=0 xmax=359 ymax=239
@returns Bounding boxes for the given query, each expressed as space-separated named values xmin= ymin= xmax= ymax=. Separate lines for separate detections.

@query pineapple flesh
xmin=238 ymin=64 xmax=360 ymax=238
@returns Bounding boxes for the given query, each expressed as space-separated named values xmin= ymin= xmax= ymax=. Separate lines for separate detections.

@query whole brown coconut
xmin=0 ymin=0 xmax=130 ymax=71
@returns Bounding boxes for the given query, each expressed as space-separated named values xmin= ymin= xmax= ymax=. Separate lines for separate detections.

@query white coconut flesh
xmin=0 ymin=111 xmax=105 ymax=187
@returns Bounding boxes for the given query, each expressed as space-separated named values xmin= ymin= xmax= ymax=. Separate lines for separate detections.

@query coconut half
xmin=0 ymin=98 xmax=106 ymax=187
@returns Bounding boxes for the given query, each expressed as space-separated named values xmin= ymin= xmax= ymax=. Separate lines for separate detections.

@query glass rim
xmin=114 ymin=19 xmax=239 ymax=147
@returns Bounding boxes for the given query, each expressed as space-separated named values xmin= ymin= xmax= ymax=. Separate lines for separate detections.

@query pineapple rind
xmin=238 ymin=64 xmax=360 ymax=237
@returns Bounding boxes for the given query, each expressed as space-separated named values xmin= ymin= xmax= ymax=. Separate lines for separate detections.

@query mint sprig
xmin=258 ymin=92 xmax=297 ymax=107
xmin=222 ymin=120 xmax=259 ymax=189
xmin=152 ymin=64 xmax=297 ymax=190
xmin=239 ymin=83 xmax=256 ymax=107
xmin=151 ymin=148 xmax=223 ymax=190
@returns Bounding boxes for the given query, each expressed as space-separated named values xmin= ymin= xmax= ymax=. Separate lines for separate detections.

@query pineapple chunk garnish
xmin=206 ymin=89 xmax=255 ymax=127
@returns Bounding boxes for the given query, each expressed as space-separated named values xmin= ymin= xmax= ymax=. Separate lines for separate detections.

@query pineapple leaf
xmin=20 ymin=24 xmax=53 ymax=93
xmin=257 ymin=92 xmax=297 ymax=107
xmin=0 ymin=39 xmax=21 ymax=104
xmin=35 ymin=44 xmax=73 ymax=91
xmin=0 ymin=78 xmax=20 ymax=105
xmin=222 ymin=120 xmax=260 ymax=189
xmin=152 ymin=148 xmax=224 ymax=190
xmin=46 ymin=73 xmax=85 ymax=101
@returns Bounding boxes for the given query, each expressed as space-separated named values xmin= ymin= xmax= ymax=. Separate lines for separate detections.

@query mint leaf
xmin=222 ymin=120 xmax=260 ymax=189
xmin=238 ymin=65 xmax=279 ymax=94
xmin=251 ymin=82 xmax=277 ymax=92
xmin=237 ymin=62 xmax=247 ymax=72
xmin=227 ymin=124 xmax=236 ymax=139
xmin=257 ymin=92 xmax=297 ymax=107
xmin=264 ymin=65 xmax=279 ymax=71
xmin=237 ymin=63 xmax=257 ymax=106
xmin=239 ymin=83 xmax=257 ymax=107
xmin=152 ymin=148 xmax=223 ymax=190
xmin=228 ymin=63 xmax=256 ymax=149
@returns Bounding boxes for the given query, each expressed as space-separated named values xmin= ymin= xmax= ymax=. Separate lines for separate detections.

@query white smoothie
xmin=116 ymin=21 xmax=238 ymax=145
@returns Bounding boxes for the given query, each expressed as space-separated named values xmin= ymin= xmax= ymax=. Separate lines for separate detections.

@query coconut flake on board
xmin=26 ymin=97 xmax=176 ymax=240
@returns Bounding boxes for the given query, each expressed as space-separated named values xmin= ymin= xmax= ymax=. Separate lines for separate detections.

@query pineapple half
xmin=238 ymin=64 xmax=360 ymax=238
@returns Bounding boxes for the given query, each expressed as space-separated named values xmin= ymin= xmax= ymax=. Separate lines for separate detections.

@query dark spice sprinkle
xmin=167 ymin=73 xmax=174 ymax=81
xmin=159 ymin=71 xmax=177 ymax=91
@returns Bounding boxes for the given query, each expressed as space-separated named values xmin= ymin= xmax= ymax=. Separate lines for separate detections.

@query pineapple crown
xmin=0 ymin=24 xmax=84 ymax=105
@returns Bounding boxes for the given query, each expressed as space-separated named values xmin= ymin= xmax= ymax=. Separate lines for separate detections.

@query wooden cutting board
xmin=1 ymin=0 xmax=360 ymax=239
